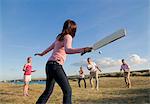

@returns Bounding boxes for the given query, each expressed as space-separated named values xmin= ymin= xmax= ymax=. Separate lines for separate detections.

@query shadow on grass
xmin=77 ymin=88 xmax=150 ymax=104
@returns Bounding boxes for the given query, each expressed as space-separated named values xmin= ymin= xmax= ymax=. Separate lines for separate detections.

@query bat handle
xmin=81 ymin=52 xmax=86 ymax=56
xmin=81 ymin=49 xmax=92 ymax=56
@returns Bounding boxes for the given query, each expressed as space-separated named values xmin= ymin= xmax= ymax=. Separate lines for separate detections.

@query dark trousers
xmin=36 ymin=61 xmax=72 ymax=104
xmin=78 ymin=78 xmax=86 ymax=88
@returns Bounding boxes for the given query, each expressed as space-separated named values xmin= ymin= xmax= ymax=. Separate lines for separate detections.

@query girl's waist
xmin=48 ymin=56 xmax=65 ymax=65
xmin=47 ymin=60 xmax=62 ymax=66
xmin=24 ymin=72 xmax=31 ymax=75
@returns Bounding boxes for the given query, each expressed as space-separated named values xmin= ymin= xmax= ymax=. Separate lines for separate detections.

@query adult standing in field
xmin=78 ymin=66 xmax=86 ymax=88
xmin=23 ymin=57 xmax=36 ymax=96
xmin=87 ymin=58 xmax=101 ymax=90
xmin=120 ymin=59 xmax=131 ymax=88
xmin=34 ymin=19 xmax=92 ymax=104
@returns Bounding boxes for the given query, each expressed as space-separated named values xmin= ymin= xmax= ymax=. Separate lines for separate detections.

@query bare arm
xmin=35 ymin=41 xmax=55 ymax=56
xmin=87 ymin=66 xmax=91 ymax=71
xmin=127 ymin=65 xmax=130 ymax=72
xmin=31 ymin=70 xmax=36 ymax=72
xmin=64 ymin=35 xmax=92 ymax=54
xmin=64 ymin=35 xmax=84 ymax=54
xmin=96 ymin=66 xmax=102 ymax=72
xmin=120 ymin=66 xmax=123 ymax=72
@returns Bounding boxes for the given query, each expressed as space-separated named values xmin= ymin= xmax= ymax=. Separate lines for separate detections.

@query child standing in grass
xmin=78 ymin=66 xmax=86 ymax=88
xmin=120 ymin=59 xmax=131 ymax=88
xmin=35 ymin=19 xmax=92 ymax=104
xmin=23 ymin=57 xmax=36 ymax=96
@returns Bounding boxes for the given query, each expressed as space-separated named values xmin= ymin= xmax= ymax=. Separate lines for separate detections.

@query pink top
xmin=121 ymin=64 xmax=130 ymax=72
xmin=24 ymin=64 xmax=32 ymax=75
xmin=48 ymin=35 xmax=84 ymax=65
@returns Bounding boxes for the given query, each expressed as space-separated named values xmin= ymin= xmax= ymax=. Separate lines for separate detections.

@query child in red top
xmin=35 ymin=19 xmax=92 ymax=104
xmin=23 ymin=57 xmax=36 ymax=96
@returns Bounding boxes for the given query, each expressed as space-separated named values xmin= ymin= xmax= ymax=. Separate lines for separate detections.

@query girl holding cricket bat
xmin=35 ymin=19 xmax=92 ymax=104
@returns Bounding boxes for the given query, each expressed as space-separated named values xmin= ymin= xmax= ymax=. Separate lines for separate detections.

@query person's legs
xmin=54 ymin=65 xmax=72 ymax=104
xmin=78 ymin=78 xmax=81 ymax=88
xmin=23 ymin=75 xmax=30 ymax=96
xmin=124 ymin=72 xmax=128 ymax=86
xmin=83 ymin=78 xmax=86 ymax=88
xmin=36 ymin=63 xmax=55 ymax=104
xmin=124 ymin=77 xmax=128 ymax=86
xmin=23 ymin=82 xmax=29 ymax=96
xmin=95 ymin=71 xmax=99 ymax=90
xmin=127 ymin=72 xmax=131 ymax=88
xmin=89 ymin=72 xmax=94 ymax=88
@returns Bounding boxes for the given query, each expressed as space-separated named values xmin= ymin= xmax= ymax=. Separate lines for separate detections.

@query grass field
xmin=0 ymin=77 xmax=149 ymax=104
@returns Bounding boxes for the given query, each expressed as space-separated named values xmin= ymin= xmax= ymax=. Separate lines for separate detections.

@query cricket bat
xmin=81 ymin=29 xmax=127 ymax=56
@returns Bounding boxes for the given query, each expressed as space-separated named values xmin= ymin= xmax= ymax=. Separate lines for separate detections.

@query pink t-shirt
xmin=24 ymin=64 xmax=32 ymax=75
xmin=48 ymin=35 xmax=84 ymax=65
xmin=121 ymin=64 xmax=130 ymax=72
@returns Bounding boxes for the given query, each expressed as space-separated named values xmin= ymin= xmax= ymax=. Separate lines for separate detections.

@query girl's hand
xmin=84 ymin=47 xmax=93 ymax=53
xmin=81 ymin=47 xmax=92 ymax=56
xmin=32 ymin=70 xmax=36 ymax=72
xmin=34 ymin=53 xmax=43 ymax=56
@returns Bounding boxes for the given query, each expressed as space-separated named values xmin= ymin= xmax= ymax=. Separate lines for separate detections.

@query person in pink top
xmin=120 ymin=59 xmax=131 ymax=88
xmin=34 ymin=19 xmax=92 ymax=104
xmin=23 ymin=57 xmax=36 ymax=96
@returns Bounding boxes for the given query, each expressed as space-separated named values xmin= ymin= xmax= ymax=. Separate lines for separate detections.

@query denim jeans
xmin=36 ymin=61 xmax=72 ymax=104
xmin=78 ymin=78 xmax=86 ymax=88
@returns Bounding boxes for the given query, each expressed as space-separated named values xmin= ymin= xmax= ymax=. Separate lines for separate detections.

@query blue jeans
xmin=78 ymin=78 xmax=86 ymax=88
xmin=36 ymin=61 xmax=72 ymax=104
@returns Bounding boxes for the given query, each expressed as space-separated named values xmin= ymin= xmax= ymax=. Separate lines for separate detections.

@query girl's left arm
xmin=35 ymin=41 xmax=55 ymax=56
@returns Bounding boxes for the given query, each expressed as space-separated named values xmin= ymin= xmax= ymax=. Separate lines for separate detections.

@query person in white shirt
xmin=78 ymin=66 xmax=86 ymax=88
xmin=87 ymin=58 xmax=101 ymax=90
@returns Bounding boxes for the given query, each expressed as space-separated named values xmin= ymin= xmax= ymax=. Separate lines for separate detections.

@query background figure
xmin=78 ymin=66 xmax=86 ymax=88
xmin=87 ymin=58 xmax=101 ymax=90
xmin=23 ymin=57 xmax=36 ymax=96
xmin=120 ymin=59 xmax=131 ymax=88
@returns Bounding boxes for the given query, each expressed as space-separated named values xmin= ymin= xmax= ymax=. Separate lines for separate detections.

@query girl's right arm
xmin=64 ymin=35 xmax=92 ymax=54
xmin=35 ymin=41 xmax=55 ymax=56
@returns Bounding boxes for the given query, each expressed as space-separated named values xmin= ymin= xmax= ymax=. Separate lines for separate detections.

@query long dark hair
xmin=57 ymin=19 xmax=77 ymax=41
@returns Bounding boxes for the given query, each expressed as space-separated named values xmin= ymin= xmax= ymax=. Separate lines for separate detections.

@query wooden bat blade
xmin=93 ymin=29 xmax=126 ymax=50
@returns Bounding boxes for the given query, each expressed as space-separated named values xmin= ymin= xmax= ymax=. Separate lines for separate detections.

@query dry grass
xmin=0 ymin=77 xmax=149 ymax=104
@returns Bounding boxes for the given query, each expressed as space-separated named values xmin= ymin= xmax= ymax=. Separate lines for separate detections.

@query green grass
xmin=0 ymin=77 xmax=149 ymax=104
